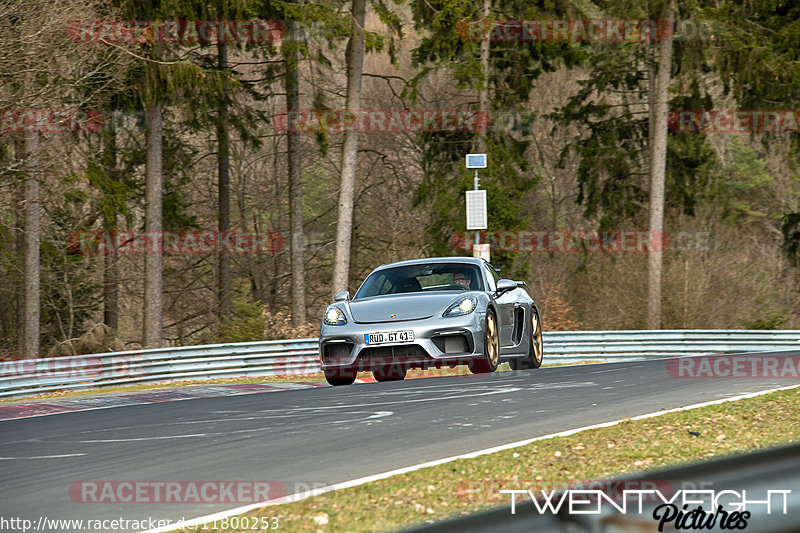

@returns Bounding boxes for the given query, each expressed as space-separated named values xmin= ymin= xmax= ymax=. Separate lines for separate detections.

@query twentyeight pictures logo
xmin=458 ymin=479 xmax=675 ymax=504
xmin=501 ymin=487 xmax=791 ymax=531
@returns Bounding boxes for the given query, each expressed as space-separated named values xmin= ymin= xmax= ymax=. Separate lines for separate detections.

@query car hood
xmin=348 ymin=292 xmax=470 ymax=324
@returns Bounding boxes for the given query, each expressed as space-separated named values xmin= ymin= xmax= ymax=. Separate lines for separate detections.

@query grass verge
xmin=173 ymin=386 xmax=800 ymax=532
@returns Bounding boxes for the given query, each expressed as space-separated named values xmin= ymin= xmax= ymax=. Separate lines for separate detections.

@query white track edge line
xmin=141 ymin=382 xmax=800 ymax=533
xmin=0 ymin=385 xmax=326 ymax=421
xmin=13 ymin=349 xmax=799 ymax=419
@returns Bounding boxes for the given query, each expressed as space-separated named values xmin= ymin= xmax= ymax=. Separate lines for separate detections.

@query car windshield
xmin=354 ymin=263 xmax=483 ymax=299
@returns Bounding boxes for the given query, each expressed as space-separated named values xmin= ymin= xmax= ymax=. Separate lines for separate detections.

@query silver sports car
xmin=319 ymin=257 xmax=543 ymax=385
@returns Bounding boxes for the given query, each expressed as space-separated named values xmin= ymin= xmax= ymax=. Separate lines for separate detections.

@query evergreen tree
xmin=409 ymin=0 xmax=582 ymax=273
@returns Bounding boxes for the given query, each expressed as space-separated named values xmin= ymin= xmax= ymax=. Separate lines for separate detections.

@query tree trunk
xmin=23 ymin=130 xmax=40 ymax=357
xmin=103 ymin=239 xmax=119 ymax=332
xmin=143 ymin=102 xmax=163 ymax=347
xmin=472 ymin=0 xmax=490 ymax=255
xmin=331 ymin=0 xmax=366 ymax=297
xmin=477 ymin=0 xmax=491 ymax=153
xmin=13 ymin=136 xmax=25 ymax=357
xmin=217 ymin=41 xmax=232 ymax=323
xmin=285 ymin=18 xmax=307 ymax=324
xmin=646 ymin=0 xmax=675 ymax=329
xmin=103 ymin=109 xmax=119 ymax=333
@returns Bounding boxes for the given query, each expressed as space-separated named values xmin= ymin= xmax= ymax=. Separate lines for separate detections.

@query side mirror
xmin=496 ymin=279 xmax=516 ymax=294
xmin=334 ymin=291 xmax=350 ymax=302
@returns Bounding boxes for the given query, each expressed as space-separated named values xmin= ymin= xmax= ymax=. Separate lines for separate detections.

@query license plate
xmin=364 ymin=330 xmax=414 ymax=345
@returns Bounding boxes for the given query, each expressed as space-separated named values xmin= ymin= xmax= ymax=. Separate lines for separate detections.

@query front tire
xmin=470 ymin=310 xmax=499 ymax=374
xmin=324 ymin=367 xmax=357 ymax=386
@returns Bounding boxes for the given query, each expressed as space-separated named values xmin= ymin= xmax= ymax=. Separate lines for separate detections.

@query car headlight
xmin=443 ymin=296 xmax=478 ymax=317
xmin=323 ymin=305 xmax=347 ymax=325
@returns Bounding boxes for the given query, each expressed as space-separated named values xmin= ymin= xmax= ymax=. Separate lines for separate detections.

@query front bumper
xmin=319 ymin=311 xmax=486 ymax=372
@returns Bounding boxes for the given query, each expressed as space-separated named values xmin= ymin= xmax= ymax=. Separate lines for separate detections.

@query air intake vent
xmin=432 ymin=334 xmax=469 ymax=354
xmin=322 ymin=342 xmax=353 ymax=364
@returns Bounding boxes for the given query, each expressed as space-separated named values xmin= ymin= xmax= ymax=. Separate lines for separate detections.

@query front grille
xmin=357 ymin=344 xmax=431 ymax=371
xmin=360 ymin=345 xmax=429 ymax=359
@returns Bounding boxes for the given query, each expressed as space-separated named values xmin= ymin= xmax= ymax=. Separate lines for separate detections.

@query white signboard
xmin=465 ymin=153 xmax=487 ymax=169
xmin=466 ymin=190 xmax=487 ymax=230
xmin=473 ymin=243 xmax=490 ymax=261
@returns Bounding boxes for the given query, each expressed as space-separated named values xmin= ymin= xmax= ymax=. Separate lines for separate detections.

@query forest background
xmin=1 ymin=0 xmax=799 ymax=358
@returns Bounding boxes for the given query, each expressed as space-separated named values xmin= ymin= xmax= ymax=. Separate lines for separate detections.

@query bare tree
xmin=22 ymin=131 xmax=40 ymax=356
xmin=217 ymin=42 xmax=232 ymax=323
xmin=284 ymin=18 xmax=307 ymax=324
xmin=143 ymin=102 xmax=163 ymax=347
xmin=1 ymin=0 xmax=129 ymax=353
xmin=102 ymin=110 xmax=119 ymax=333
xmin=477 ymin=0 xmax=491 ymax=154
xmin=331 ymin=0 xmax=366 ymax=297
xmin=646 ymin=0 xmax=675 ymax=329
xmin=13 ymin=137 xmax=25 ymax=356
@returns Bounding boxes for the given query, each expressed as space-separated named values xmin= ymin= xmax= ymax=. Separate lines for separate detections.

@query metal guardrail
xmin=542 ymin=329 xmax=800 ymax=363
xmin=402 ymin=441 xmax=800 ymax=533
xmin=0 ymin=339 xmax=319 ymax=399
xmin=1 ymin=330 xmax=799 ymax=399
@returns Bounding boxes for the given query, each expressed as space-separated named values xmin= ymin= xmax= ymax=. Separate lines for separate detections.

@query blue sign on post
xmin=465 ymin=153 xmax=487 ymax=169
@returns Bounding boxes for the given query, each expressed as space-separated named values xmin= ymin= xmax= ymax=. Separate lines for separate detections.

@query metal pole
xmin=474 ymin=169 xmax=479 ymax=245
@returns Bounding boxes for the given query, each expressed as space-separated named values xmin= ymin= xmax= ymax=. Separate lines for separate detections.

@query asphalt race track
xmin=2 ymin=352 xmax=799 ymax=532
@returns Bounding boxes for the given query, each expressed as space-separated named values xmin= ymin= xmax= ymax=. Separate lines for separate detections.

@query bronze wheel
xmin=529 ymin=307 xmax=543 ymax=368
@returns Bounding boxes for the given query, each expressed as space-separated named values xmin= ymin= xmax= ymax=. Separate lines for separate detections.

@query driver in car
xmin=453 ymin=271 xmax=472 ymax=289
